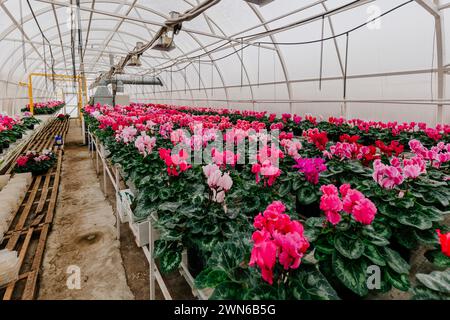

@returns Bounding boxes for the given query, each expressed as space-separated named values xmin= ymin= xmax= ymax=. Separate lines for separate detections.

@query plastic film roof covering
xmin=0 ymin=0 xmax=449 ymax=124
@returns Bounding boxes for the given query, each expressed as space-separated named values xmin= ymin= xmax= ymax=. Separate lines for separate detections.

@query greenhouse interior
xmin=0 ymin=0 xmax=449 ymax=305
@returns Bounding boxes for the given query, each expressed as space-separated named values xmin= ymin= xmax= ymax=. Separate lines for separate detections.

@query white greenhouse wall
xmin=0 ymin=0 xmax=448 ymax=125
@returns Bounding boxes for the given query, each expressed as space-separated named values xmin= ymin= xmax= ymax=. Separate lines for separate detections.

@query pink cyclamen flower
xmin=350 ymin=198 xmax=377 ymax=225
xmin=203 ymin=164 xmax=233 ymax=203
xmin=320 ymin=184 xmax=377 ymax=225
xmin=372 ymin=159 xmax=404 ymax=189
xmin=217 ymin=172 xmax=233 ymax=191
xmin=250 ymin=201 xmax=309 ymax=284
xmin=135 ymin=133 xmax=156 ymax=157
xmin=403 ymin=165 xmax=422 ymax=179
xmin=249 ymin=230 xmax=277 ymax=284
xmin=319 ymin=185 xmax=343 ymax=225
xmin=202 ymin=163 xmax=220 ymax=177
xmin=116 ymin=126 xmax=137 ymax=144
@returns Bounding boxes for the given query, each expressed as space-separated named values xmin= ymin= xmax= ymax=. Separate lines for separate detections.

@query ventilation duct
xmin=106 ymin=75 xmax=163 ymax=86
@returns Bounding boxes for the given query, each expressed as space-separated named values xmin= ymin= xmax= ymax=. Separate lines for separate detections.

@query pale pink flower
xmin=135 ymin=133 xmax=156 ymax=157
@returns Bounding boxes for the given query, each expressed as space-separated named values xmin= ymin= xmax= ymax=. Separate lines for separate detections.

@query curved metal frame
xmin=0 ymin=0 xmax=447 ymax=123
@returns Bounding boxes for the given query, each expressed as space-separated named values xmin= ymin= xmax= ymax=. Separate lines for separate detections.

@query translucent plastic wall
xmin=0 ymin=0 xmax=449 ymax=125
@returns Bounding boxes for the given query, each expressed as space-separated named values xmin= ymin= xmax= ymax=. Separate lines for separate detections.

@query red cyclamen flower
xmin=436 ymin=229 xmax=450 ymax=257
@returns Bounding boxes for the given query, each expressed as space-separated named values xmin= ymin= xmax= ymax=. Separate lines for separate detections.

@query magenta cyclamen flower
xmin=320 ymin=184 xmax=377 ymax=225
xmin=293 ymin=158 xmax=327 ymax=185
xmin=250 ymin=201 xmax=309 ymax=284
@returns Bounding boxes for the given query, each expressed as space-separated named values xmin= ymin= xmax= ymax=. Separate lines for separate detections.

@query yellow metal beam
xmin=28 ymin=73 xmax=88 ymax=118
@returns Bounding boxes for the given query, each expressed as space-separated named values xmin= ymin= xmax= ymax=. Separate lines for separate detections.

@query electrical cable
xmin=319 ymin=15 xmax=325 ymax=90
xmin=26 ymin=0 xmax=56 ymax=89
xmin=149 ymin=0 xmax=413 ymax=78
xmin=256 ymin=0 xmax=413 ymax=46
xmin=240 ymin=0 xmax=362 ymax=41
xmin=20 ymin=0 xmax=27 ymax=72
xmin=43 ymin=38 xmax=48 ymax=91
xmin=70 ymin=0 xmax=77 ymax=90
xmin=343 ymin=33 xmax=349 ymax=99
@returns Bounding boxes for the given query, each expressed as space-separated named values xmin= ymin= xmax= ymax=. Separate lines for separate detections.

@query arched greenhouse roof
xmin=0 ymin=0 xmax=449 ymax=124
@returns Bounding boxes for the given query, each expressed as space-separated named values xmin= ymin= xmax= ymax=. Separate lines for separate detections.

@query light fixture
xmin=152 ymin=31 xmax=176 ymax=52
xmin=243 ymin=0 xmax=274 ymax=6
xmin=127 ymin=42 xmax=144 ymax=67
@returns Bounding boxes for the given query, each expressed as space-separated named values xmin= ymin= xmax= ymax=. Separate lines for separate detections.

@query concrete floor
xmin=38 ymin=120 xmax=134 ymax=300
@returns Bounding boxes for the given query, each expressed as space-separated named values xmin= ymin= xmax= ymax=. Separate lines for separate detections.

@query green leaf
xmin=278 ymin=180 xmax=291 ymax=197
xmin=332 ymin=252 xmax=368 ymax=297
xmin=195 ymin=268 xmax=229 ymax=289
xmin=383 ymin=247 xmax=410 ymax=274
xmin=384 ymin=268 xmax=410 ymax=292
xmin=208 ymin=239 xmax=249 ymax=276
xmin=291 ymin=267 xmax=340 ymax=300
xmin=297 ymin=186 xmax=318 ymax=206
xmin=334 ymin=234 xmax=365 ymax=260
xmin=420 ymin=205 xmax=444 ymax=222
xmin=158 ymin=188 xmax=171 ymax=200
xmin=415 ymin=177 xmax=447 ymax=188
xmin=397 ymin=212 xmax=432 ymax=230
xmin=425 ymin=249 xmax=450 ymax=268
xmin=203 ymin=223 xmax=220 ymax=236
xmin=153 ymin=240 xmax=167 ymax=258
xmin=158 ymin=202 xmax=181 ymax=212
xmin=292 ymin=178 xmax=303 ymax=191
xmin=363 ymin=244 xmax=386 ymax=266
xmin=159 ymin=249 xmax=182 ymax=274
xmin=243 ymin=284 xmax=280 ymax=300
xmin=315 ymin=239 xmax=335 ymax=255
xmin=414 ymin=229 xmax=439 ymax=246
xmin=361 ymin=228 xmax=390 ymax=246
xmin=210 ymin=281 xmax=244 ymax=300
xmin=416 ymin=271 xmax=450 ymax=294
xmin=306 ymin=217 xmax=326 ymax=228
xmin=413 ymin=287 xmax=446 ymax=300
xmin=429 ymin=190 xmax=450 ymax=207
xmin=304 ymin=227 xmax=320 ymax=243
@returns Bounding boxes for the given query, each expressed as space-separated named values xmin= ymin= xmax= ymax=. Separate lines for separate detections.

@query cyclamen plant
xmin=303 ymin=128 xmax=329 ymax=151
xmin=307 ymin=184 xmax=411 ymax=297
xmin=15 ymin=149 xmax=56 ymax=175
xmin=81 ymin=102 xmax=450 ymax=300
xmin=319 ymin=184 xmax=377 ymax=225
xmin=372 ymin=156 xmax=427 ymax=189
xmin=249 ymin=201 xmax=310 ymax=285
xmin=293 ymin=158 xmax=327 ymax=185
xmin=135 ymin=132 xmax=156 ymax=157
xmin=159 ymin=148 xmax=191 ymax=176
xmin=203 ymin=164 xmax=233 ymax=203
